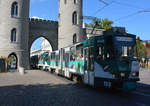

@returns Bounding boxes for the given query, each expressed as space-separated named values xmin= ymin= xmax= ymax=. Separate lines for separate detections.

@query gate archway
xmin=30 ymin=37 xmax=53 ymax=69
xmin=28 ymin=18 xmax=58 ymax=69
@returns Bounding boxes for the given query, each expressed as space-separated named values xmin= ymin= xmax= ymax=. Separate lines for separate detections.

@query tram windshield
xmin=114 ymin=36 xmax=137 ymax=60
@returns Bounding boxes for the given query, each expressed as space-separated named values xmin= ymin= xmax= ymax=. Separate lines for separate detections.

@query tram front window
xmin=116 ymin=45 xmax=137 ymax=57
xmin=114 ymin=37 xmax=137 ymax=60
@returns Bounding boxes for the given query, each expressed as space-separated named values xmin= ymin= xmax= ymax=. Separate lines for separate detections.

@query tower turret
xmin=58 ymin=0 xmax=83 ymax=48
xmin=0 ymin=0 xmax=30 ymax=69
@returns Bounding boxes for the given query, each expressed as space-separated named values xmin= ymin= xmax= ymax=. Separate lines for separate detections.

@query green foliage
xmin=136 ymin=40 xmax=147 ymax=62
xmin=88 ymin=18 xmax=113 ymax=30
xmin=0 ymin=56 xmax=15 ymax=64
xmin=0 ymin=56 xmax=9 ymax=64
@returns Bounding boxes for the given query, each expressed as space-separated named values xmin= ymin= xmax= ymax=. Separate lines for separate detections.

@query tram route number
xmin=104 ymin=81 xmax=112 ymax=87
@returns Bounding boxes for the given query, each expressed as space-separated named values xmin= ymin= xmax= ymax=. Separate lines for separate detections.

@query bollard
xmin=19 ymin=67 xmax=25 ymax=75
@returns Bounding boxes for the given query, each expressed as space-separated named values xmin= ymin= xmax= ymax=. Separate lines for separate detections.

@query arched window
xmin=11 ymin=28 xmax=16 ymax=42
xmin=73 ymin=34 xmax=77 ymax=44
xmin=74 ymin=0 xmax=77 ymax=4
xmin=64 ymin=0 xmax=67 ymax=4
xmin=72 ymin=11 xmax=77 ymax=25
xmin=11 ymin=2 xmax=18 ymax=17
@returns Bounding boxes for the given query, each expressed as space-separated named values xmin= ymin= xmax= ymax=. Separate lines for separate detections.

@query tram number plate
xmin=104 ymin=81 xmax=112 ymax=87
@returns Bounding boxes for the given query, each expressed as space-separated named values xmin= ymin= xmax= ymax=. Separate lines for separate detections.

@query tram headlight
xmin=120 ymin=73 xmax=125 ymax=77
xmin=132 ymin=72 xmax=139 ymax=77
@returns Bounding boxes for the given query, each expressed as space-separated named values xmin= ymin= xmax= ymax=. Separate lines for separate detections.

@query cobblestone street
xmin=0 ymin=70 xmax=150 ymax=106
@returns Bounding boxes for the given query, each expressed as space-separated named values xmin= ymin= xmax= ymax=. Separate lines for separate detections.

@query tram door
xmin=83 ymin=47 xmax=94 ymax=86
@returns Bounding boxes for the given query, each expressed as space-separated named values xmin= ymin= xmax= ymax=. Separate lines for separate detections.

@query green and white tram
xmin=38 ymin=52 xmax=50 ymax=70
xmin=39 ymin=29 xmax=140 ymax=91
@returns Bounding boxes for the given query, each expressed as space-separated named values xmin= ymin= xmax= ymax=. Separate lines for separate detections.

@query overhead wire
xmin=93 ymin=0 xmax=149 ymax=22
xmin=83 ymin=0 xmax=111 ymax=23
xmin=93 ymin=0 xmax=144 ymax=16
xmin=112 ymin=1 xmax=144 ymax=9
xmin=98 ymin=0 xmax=109 ymax=5
xmin=115 ymin=9 xmax=150 ymax=21
xmin=92 ymin=0 xmax=113 ymax=15
xmin=115 ymin=12 xmax=140 ymax=21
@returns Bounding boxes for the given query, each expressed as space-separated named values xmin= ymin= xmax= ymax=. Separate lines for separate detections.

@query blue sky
xmin=30 ymin=0 xmax=150 ymax=50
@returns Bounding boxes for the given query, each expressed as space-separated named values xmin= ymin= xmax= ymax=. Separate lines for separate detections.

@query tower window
xmin=74 ymin=0 xmax=77 ymax=4
xmin=72 ymin=11 xmax=77 ymax=25
xmin=64 ymin=0 xmax=67 ymax=4
xmin=73 ymin=34 xmax=77 ymax=44
xmin=11 ymin=2 xmax=18 ymax=17
xmin=11 ymin=28 xmax=16 ymax=42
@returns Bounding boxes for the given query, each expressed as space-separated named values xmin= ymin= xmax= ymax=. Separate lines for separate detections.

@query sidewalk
xmin=139 ymin=69 xmax=150 ymax=85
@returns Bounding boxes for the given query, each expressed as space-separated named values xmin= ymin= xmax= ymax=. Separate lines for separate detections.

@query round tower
xmin=0 ymin=0 xmax=30 ymax=69
xmin=58 ymin=0 xmax=83 ymax=49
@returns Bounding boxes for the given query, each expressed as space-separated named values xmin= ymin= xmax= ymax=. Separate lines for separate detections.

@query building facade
xmin=142 ymin=40 xmax=150 ymax=58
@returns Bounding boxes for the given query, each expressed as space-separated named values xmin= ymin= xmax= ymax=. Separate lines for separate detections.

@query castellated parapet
xmin=29 ymin=18 xmax=58 ymax=30
xmin=29 ymin=18 xmax=58 ymax=25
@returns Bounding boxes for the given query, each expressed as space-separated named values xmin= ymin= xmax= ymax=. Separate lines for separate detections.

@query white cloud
xmin=31 ymin=0 xmax=48 ymax=3
xmin=32 ymin=16 xmax=44 ymax=20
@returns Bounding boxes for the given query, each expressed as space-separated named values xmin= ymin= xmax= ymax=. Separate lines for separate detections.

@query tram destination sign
xmin=116 ymin=36 xmax=133 ymax=42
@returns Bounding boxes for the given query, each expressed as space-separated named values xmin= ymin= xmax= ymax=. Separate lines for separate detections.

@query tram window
xmin=122 ymin=46 xmax=128 ymax=56
xmin=56 ymin=54 xmax=59 ymax=66
xmin=45 ymin=54 xmax=49 ymax=61
xmin=84 ymin=49 xmax=88 ymax=70
xmin=76 ymin=44 xmax=83 ymax=56
xmin=65 ymin=53 xmax=69 ymax=67
xmin=70 ymin=50 xmax=76 ymax=61
xmin=77 ymin=48 xmax=83 ymax=59
xmin=97 ymin=44 xmax=104 ymax=60
xmin=105 ymin=36 xmax=116 ymax=59
xmin=70 ymin=46 xmax=76 ymax=61
xmin=51 ymin=53 xmax=55 ymax=61
xmin=89 ymin=47 xmax=94 ymax=71
xmin=59 ymin=51 xmax=60 ymax=60
xmin=118 ymin=46 xmax=137 ymax=58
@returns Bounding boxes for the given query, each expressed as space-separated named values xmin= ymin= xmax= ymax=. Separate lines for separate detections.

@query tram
xmin=38 ymin=52 xmax=50 ymax=70
xmin=38 ymin=28 xmax=140 ymax=91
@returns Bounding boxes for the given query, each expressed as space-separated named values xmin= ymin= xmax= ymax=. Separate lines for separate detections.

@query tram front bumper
xmin=94 ymin=77 xmax=139 ymax=91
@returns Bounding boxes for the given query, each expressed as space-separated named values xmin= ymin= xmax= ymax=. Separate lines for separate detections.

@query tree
xmin=88 ymin=18 xmax=113 ymax=30
xmin=136 ymin=40 xmax=147 ymax=66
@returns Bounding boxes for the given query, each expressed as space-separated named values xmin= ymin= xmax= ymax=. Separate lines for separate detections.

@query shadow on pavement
xmin=0 ymin=82 xmax=148 ymax=106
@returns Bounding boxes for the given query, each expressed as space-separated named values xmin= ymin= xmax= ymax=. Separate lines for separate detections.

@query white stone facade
xmin=30 ymin=49 xmax=42 ymax=57
xmin=41 ymin=38 xmax=52 ymax=53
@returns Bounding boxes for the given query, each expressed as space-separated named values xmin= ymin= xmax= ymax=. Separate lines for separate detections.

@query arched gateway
xmin=29 ymin=18 xmax=58 ymax=51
